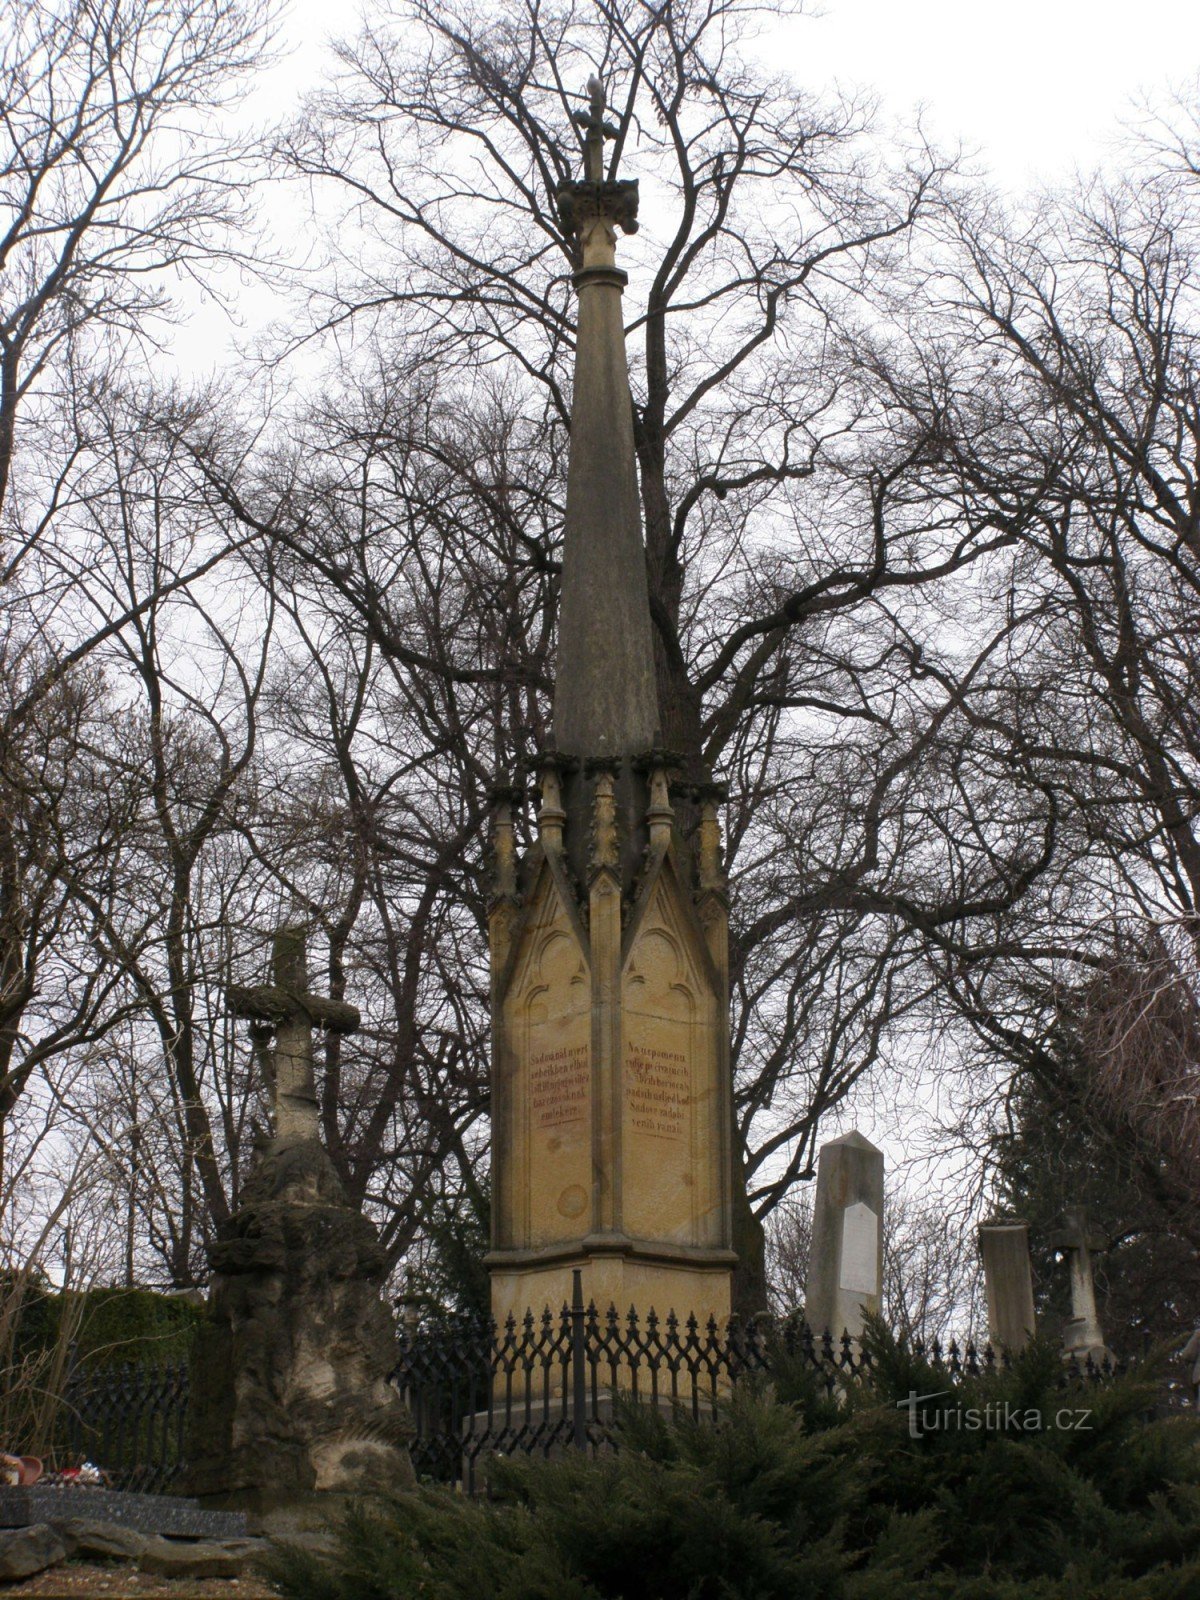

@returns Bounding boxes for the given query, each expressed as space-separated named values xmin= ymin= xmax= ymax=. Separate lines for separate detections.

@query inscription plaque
xmin=839 ymin=1201 xmax=879 ymax=1296
xmin=529 ymin=1042 xmax=589 ymax=1129
xmin=625 ymin=1039 xmax=689 ymax=1140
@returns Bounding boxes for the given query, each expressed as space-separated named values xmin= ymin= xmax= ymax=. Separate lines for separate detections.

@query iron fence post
xmin=571 ymin=1268 xmax=586 ymax=1451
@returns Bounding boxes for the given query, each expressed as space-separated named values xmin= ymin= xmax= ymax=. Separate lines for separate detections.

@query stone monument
xmin=486 ymin=78 xmax=736 ymax=1327
xmin=805 ymin=1131 xmax=884 ymax=1341
xmin=978 ymin=1216 xmax=1037 ymax=1351
xmin=186 ymin=924 xmax=412 ymax=1514
xmin=1051 ymin=1205 xmax=1111 ymax=1364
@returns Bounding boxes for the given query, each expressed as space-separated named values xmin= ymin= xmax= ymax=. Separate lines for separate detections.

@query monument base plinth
xmin=487 ymin=1237 xmax=735 ymax=1329
xmin=185 ymin=1136 xmax=413 ymax=1512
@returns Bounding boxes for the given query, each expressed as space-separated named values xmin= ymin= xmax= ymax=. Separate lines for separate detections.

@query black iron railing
xmin=49 ymin=1283 xmax=1129 ymax=1496
xmin=59 ymin=1361 xmax=189 ymax=1493
xmin=391 ymin=1270 xmax=1125 ymax=1492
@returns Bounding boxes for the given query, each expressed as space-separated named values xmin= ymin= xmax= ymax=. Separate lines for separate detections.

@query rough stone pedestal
xmin=805 ymin=1131 xmax=884 ymax=1343
xmin=978 ymin=1217 xmax=1037 ymax=1352
xmin=185 ymin=1136 xmax=413 ymax=1513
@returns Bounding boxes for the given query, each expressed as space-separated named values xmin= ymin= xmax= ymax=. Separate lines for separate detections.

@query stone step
xmin=0 ymin=1485 xmax=247 ymax=1539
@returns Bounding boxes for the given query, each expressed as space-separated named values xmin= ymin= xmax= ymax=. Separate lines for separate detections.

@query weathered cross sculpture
xmin=573 ymin=72 xmax=620 ymax=183
xmin=1050 ymin=1205 xmax=1109 ymax=1362
xmin=228 ymin=924 xmax=360 ymax=1143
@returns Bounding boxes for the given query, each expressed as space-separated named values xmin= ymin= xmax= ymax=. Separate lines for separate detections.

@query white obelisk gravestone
xmin=805 ymin=1131 xmax=884 ymax=1342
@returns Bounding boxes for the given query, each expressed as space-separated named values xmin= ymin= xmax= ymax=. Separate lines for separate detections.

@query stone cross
xmin=1050 ymin=1205 xmax=1109 ymax=1362
xmin=228 ymin=924 xmax=360 ymax=1142
xmin=805 ymin=1130 xmax=884 ymax=1343
xmin=573 ymin=73 xmax=619 ymax=183
xmin=978 ymin=1216 xmax=1037 ymax=1351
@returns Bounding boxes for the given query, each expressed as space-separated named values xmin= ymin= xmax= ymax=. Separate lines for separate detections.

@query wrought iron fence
xmin=58 ymin=1361 xmax=189 ymax=1494
xmin=392 ymin=1271 xmax=1124 ymax=1493
xmin=46 ymin=1283 xmax=1129 ymax=1497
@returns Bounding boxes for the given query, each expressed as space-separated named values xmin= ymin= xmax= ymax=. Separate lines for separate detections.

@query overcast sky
xmin=183 ymin=0 xmax=1198 ymax=375
xmin=263 ymin=0 xmax=1199 ymax=188
xmin=770 ymin=0 xmax=1197 ymax=188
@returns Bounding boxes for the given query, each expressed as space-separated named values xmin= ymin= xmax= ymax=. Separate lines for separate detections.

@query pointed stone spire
xmin=553 ymin=77 xmax=659 ymax=760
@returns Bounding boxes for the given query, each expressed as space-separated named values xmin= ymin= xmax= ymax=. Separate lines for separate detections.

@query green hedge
xmin=5 ymin=1277 xmax=202 ymax=1371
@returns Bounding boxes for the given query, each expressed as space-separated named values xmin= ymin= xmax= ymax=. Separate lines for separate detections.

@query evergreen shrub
xmin=266 ymin=1323 xmax=1200 ymax=1600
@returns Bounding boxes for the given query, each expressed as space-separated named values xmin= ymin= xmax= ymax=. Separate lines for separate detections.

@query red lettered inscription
xmin=625 ymin=1040 xmax=689 ymax=1140
xmin=529 ymin=1044 xmax=589 ymax=1129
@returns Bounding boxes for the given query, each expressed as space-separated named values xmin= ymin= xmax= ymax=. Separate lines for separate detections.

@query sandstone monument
xmin=805 ymin=1131 xmax=884 ymax=1342
xmin=485 ymin=79 xmax=736 ymax=1327
xmin=186 ymin=924 xmax=412 ymax=1514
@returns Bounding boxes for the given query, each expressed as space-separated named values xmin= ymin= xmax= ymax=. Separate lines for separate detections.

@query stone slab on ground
xmin=0 ymin=1559 xmax=277 ymax=1597
xmin=52 ymin=1521 xmax=149 ymax=1561
xmin=0 ymin=1525 xmax=69 ymax=1582
xmin=0 ymin=1489 xmax=246 ymax=1539
xmin=136 ymin=1538 xmax=244 ymax=1581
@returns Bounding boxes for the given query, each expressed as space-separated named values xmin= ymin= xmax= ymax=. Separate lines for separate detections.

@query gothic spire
xmin=551 ymin=77 xmax=659 ymax=760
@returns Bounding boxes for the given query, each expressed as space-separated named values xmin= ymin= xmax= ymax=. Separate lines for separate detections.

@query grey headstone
xmin=978 ymin=1217 xmax=1037 ymax=1351
xmin=1051 ymin=1205 xmax=1110 ymax=1362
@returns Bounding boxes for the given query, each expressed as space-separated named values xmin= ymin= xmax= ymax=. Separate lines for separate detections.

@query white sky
xmin=182 ymin=0 xmax=1200 ymax=1199
xmin=181 ymin=0 xmax=1199 ymax=375
xmin=260 ymin=0 xmax=1199 ymax=187
xmin=773 ymin=0 xmax=1198 ymax=190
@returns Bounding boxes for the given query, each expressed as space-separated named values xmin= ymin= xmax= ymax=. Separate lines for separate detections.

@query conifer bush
xmin=266 ymin=1327 xmax=1200 ymax=1599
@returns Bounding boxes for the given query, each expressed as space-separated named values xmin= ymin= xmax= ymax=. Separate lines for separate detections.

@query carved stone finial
xmin=572 ymin=71 xmax=620 ymax=183
xmin=558 ymin=72 xmax=638 ymax=266
xmin=536 ymin=755 xmax=567 ymax=853
xmin=647 ymin=768 xmax=674 ymax=850
xmin=695 ymin=785 xmax=727 ymax=896
xmin=490 ymin=782 xmax=520 ymax=903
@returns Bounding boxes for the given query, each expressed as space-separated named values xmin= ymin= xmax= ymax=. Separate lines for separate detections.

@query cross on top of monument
xmin=1049 ymin=1205 xmax=1106 ymax=1256
xmin=228 ymin=922 xmax=360 ymax=1141
xmin=229 ymin=923 xmax=360 ymax=1035
xmin=572 ymin=73 xmax=620 ymax=183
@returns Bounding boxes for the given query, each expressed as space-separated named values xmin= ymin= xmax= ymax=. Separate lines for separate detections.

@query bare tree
xmin=0 ymin=0 xmax=273 ymax=522
xmin=835 ymin=98 xmax=1200 ymax=1268
xmin=0 ymin=658 xmax=144 ymax=1193
xmin=766 ymin=1186 xmax=983 ymax=1341
xmin=196 ymin=0 xmax=1058 ymax=1310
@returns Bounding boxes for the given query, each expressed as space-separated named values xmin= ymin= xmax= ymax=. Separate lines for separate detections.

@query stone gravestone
xmin=978 ymin=1216 xmax=1037 ymax=1351
xmin=805 ymin=1131 xmax=884 ymax=1342
xmin=1050 ymin=1205 xmax=1111 ymax=1364
xmin=186 ymin=924 xmax=412 ymax=1515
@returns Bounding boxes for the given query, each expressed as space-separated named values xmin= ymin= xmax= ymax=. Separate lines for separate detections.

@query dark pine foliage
xmin=265 ymin=1324 xmax=1200 ymax=1600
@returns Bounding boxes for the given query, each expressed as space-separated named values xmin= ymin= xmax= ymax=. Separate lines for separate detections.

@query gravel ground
xmin=0 ymin=1561 xmax=278 ymax=1598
